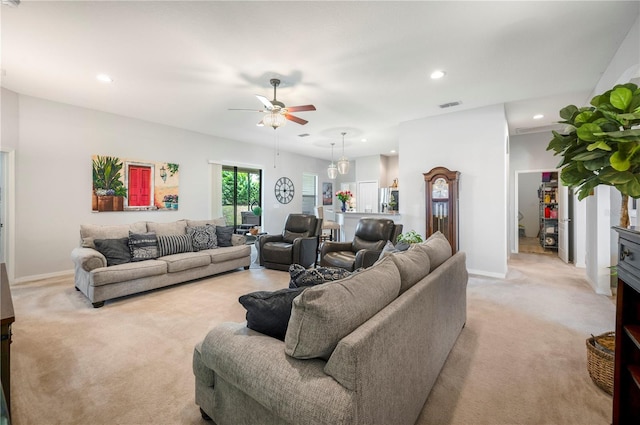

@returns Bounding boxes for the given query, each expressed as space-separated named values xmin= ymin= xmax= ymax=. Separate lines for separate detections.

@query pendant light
xmin=327 ymin=142 xmax=338 ymax=179
xmin=337 ymin=132 xmax=350 ymax=175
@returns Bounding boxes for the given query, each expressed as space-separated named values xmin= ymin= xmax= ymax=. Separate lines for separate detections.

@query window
xmin=301 ymin=173 xmax=317 ymax=215
xmin=222 ymin=167 xmax=262 ymax=230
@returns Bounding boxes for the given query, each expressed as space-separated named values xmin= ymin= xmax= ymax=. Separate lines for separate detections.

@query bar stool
xmin=314 ymin=206 xmax=341 ymax=242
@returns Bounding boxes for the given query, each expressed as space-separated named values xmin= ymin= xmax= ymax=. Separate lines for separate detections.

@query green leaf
xmin=576 ymin=123 xmax=602 ymax=142
xmin=599 ymin=168 xmax=634 ymax=184
xmin=617 ymin=174 xmax=640 ymax=198
xmin=559 ymin=105 xmax=579 ymax=121
xmin=587 ymin=141 xmax=612 ymax=151
xmin=597 ymin=129 xmax=640 ymax=139
xmin=611 ymin=151 xmax=632 ymax=171
xmin=575 ymin=110 xmax=594 ymax=124
xmin=611 ymin=87 xmax=633 ymax=111
xmin=618 ymin=112 xmax=640 ymax=121
xmin=583 ymin=156 xmax=610 ymax=171
xmin=572 ymin=150 xmax=607 ymax=161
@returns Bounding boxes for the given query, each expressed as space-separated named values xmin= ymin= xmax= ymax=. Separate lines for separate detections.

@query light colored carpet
xmin=8 ymin=253 xmax=615 ymax=425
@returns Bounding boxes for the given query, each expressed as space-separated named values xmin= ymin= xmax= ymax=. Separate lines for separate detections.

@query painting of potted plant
xmin=163 ymin=194 xmax=174 ymax=209
xmin=171 ymin=195 xmax=179 ymax=209
xmin=92 ymin=155 xmax=125 ymax=212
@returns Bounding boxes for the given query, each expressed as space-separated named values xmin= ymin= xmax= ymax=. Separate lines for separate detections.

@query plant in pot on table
xmin=396 ymin=230 xmax=424 ymax=251
xmin=335 ymin=190 xmax=353 ymax=212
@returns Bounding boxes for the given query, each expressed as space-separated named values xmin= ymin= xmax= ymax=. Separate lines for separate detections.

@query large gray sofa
xmin=71 ymin=218 xmax=251 ymax=308
xmin=193 ymin=232 xmax=468 ymax=425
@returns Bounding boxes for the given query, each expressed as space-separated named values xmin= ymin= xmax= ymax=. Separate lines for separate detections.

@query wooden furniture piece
xmin=424 ymin=166 xmax=460 ymax=254
xmin=1 ymin=263 xmax=15 ymax=421
xmin=613 ymin=227 xmax=640 ymax=424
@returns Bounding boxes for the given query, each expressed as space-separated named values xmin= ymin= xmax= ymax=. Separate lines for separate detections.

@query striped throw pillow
xmin=157 ymin=234 xmax=193 ymax=257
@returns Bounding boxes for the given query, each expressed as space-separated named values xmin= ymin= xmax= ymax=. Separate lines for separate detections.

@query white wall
xmin=1 ymin=88 xmax=19 ymax=279
xmin=518 ymin=172 xmax=540 ymax=238
xmin=13 ymin=94 xmax=330 ymax=280
xmin=399 ymin=103 xmax=509 ymax=277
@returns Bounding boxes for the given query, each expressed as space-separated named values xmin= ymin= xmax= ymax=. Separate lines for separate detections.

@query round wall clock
xmin=274 ymin=177 xmax=295 ymax=204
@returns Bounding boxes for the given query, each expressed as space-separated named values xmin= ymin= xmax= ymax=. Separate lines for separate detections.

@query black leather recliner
xmin=320 ymin=218 xmax=403 ymax=271
xmin=259 ymin=214 xmax=322 ymax=271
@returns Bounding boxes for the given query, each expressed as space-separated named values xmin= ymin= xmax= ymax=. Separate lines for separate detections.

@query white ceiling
xmin=1 ymin=1 xmax=638 ymax=160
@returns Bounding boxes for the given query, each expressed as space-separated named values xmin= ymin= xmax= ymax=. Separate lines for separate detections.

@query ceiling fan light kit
xmin=231 ymin=78 xmax=316 ymax=130
xmin=327 ymin=142 xmax=338 ymax=179
xmin=337 ymin=132 xmax=350 ymax=175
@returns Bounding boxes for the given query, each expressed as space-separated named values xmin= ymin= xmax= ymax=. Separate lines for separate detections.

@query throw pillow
xmin=377 ymin=240 xmax=398 ymax=260
xmin=288 ymin=264 xmax=352 ymax=288
xmin=215 ymin=226 xmax=235 ymax=247
xmin=388 ymin=244 xmax=431 ymax=294
xmin=157 ymin=234 xmax=193 ymax=257
xmin=285 ymin=257 xmax=401 ymax=360
xmin=186 ymin=225 xmax=217 ymax=251
xmin=128 ymin=231 xmax=159 ymax=261
xmin=93 ymin=237 xmax=131 ymax=266
xmin=239 ymin=287 xmax=306 ymax=341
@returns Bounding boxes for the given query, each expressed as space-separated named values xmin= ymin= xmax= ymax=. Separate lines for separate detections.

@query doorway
xmin=222 ymin=166 xmax=262 ymax=231
xmin=515 ymin=170 xmax=573 ymax=262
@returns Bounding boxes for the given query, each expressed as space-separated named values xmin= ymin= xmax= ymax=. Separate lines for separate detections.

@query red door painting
xmin=128 ymin=166 xmax=151 ymax=206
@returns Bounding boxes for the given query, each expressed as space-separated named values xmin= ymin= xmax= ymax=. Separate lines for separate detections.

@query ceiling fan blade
xmin=256 ymin=95 xmax=274 ymax=110
xmin=286 ymin=105 xmax=316 ymax=113
xmin=285 ymin=114 xmax=308 ymax=125
xmin=256 ymin=119 xmax=265 ymax=127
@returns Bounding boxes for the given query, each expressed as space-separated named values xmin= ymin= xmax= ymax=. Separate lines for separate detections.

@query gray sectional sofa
xmin=193 ymin=232 xmax=468 ymax=425
xmin=71 ymin=218 xmax=251 ymax=308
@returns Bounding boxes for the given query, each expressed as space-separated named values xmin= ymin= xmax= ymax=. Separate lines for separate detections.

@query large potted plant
xmin=547 ymin=83 xmax=640 ymax=227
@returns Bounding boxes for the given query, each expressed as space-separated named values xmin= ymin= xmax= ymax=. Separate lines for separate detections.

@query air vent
xmin=439 ymin=101 xmax=462 ymax=109
xmin=298 ymin=133 xmax=310 ymax=138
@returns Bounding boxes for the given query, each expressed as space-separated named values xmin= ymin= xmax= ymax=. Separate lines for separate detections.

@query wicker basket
xmin=586 ymin=332 xmax=615 ymax=396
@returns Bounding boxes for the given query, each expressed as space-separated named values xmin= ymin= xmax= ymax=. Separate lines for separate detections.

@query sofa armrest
xmin=354 ymin=249 xmax=382 ymax=269
xmin=231 ymin=234 xmax=246 ymax=246
xmin=197 ymin=323 xmax=354 ymax=424
xmin=292 ymin=236 xmax=319 ymax=268
xmin=71 ymin=247 xmax=107 ymax=272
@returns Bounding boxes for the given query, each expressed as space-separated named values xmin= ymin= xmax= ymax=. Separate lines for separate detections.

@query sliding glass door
xmin=222 ymin=166 xmax=262 ymax=230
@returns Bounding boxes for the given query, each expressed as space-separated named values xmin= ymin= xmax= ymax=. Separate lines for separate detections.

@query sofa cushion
xmin=239 ymin=287 xmax=306 ymax=340
xmin=129 ymin=232 xmax=159 ymax=261
xmin=146 ymin=220 xmax=187 ymax=236
xmin=415 ymin=231 xmax=452 ymax=272
xmin=203 ymin=244 xmax=251 ymax=263
xmin=157 ymin=234 xmax=193 ymax=256
xmin=160 ymin=251 xmax=211 ymax=273
xmin=388 ymin=244 xmax=431 ymax=294
xmin=282 ymin=230 xmax=308 ymax=243
xmin=285 ymin=257 xmax=401 ymax=360
xmin=288 ymin=264 xmax=352 ymax=288
xmin=80 ymin=222 xmax=147 ymax=248
xmin=187 ymin=225 xmax=217 ymax=251
xmin=186 ymin=217 xmax=226 ymax=228
xmin=215 ymin=226 xmax=235 ymax=247
xmin=93 ymin=237 xmax=131 ymax=266
xmin=91 ymin=260 xmax=167 ymax=286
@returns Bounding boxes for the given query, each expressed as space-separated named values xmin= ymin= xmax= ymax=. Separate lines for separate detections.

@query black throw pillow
xmin=215 ymin=226 xmax=234 ymax=247
xmin=238 ymin=287 xmax=306 ymax=340
xmin=94 ymin=237 xmax=132 ymax=266
xmin=288 ymin=264 xmax=352 ymax=288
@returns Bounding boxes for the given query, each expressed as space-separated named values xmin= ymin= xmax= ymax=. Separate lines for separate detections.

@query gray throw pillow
xmin=215 ymin=226 xmax=234 ymax=247
xmin=94 ymin=237 xmax=131 ymax=266
xmin=157 ymin=234 xmax=193 ymax=256
xmin=128 ymin=231 xmax=159 ymax=261
xmin=186 ymin=225 xmax=217 ymax=251
xmin=239 ymin=287 xmax=306 ymax=340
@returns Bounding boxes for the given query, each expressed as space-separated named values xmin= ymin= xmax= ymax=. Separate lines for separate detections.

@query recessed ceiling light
xmin=533 ymin=114 xmax=544 ymax=120
xmin=430 ymin=70 xmax=446 ymax=79
xmin=361 ymin=139 xmax=367 ymax=142
xmin=96 ymin=73 xmax=113 ymax=83
xmin=390 ymin=150 xmax=397 ymax=153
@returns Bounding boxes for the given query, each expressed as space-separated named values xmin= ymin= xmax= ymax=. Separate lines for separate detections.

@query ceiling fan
xmin=229 ymin=78 xmax=316 ymax=129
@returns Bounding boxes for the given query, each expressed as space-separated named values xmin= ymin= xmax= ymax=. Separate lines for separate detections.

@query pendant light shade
xmin=327 ymin=142 xmax=338 ymax=179
xmin=337 ymin=132 xmax=350 ymax=175
xmin=262 ymin=112 xmax=286 ymax=129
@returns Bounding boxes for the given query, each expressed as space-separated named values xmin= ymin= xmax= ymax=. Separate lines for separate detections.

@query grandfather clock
xmin=424 ymin=167 xmax=460 ymax=254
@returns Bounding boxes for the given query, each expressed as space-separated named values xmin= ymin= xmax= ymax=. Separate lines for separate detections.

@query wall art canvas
xmin=92 ymin=155 xmax=180 ymax=212
xmin=322 ymin=182 xmax=333 ymax=205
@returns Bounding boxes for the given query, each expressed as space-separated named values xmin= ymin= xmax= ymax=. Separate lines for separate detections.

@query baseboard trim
xmin=14 ymin=269 xmax=74 ymax=284
xmin=468 ymin=268 xmax=507 ymax=279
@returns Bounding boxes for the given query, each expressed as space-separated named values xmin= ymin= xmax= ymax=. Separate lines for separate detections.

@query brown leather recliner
xmin=320 ymin=218 xmax=403 ymax=271
xmin=259 ymin=214 xmax=322 ymax=271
